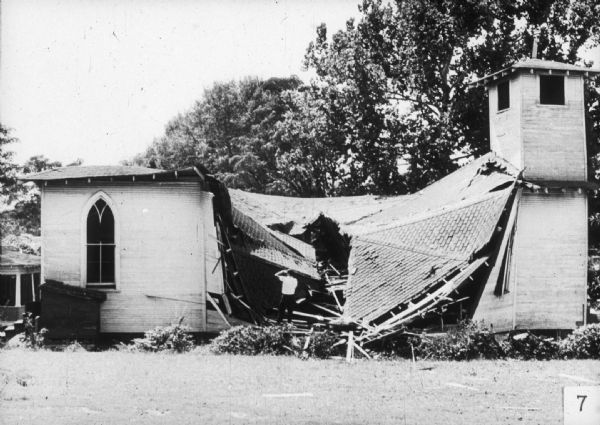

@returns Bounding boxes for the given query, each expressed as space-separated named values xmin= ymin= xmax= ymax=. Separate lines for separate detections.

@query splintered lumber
xmin=330 ymin=290 xmax=343 ymax=311
xmin=328 ymin=263 xmax=342 ymax=276
xmin=358 ymin=257 xmax=489 ymax=344
xmin=353 ymin=341 xmax=372 ymax=359
xmin=273 ymin=308 xmax=331 ymax=322
xmin=207 ymin=293 xmax=230 ymax=327
xmin=302 ymin=327 xmax=314 ymax=352
xmin=346 ymin=331 xmax=354 ymax=363
xmin=211 ymin=255 xmax=222 ymax=274
xmin=310 ymin=302 xmax=342 ymax=317
xmin=221 ymin=293 xmax=233 ymax=315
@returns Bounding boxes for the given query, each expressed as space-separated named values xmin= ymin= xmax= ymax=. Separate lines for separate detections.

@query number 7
xmin=577 ymin=395 xmax=587 ymax=412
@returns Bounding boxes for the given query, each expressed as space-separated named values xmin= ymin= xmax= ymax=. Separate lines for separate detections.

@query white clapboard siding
xmin=513 ymin=191 xmax=587 ymax=330
xmin=489 ymin=74 xmax=586 ymax=182
xmin=474 ymin=190 xmax=587 ymax=331
xmin=41 ymin=181 xmax=222 ymax=333
xmin=489 ymin=76 xmax=523 ymax=169
xmin=520 ymin=74 xmax=586 ymax=181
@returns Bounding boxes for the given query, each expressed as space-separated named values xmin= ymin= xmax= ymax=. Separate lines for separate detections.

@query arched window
xmin=86 ymin=199 xmax=115 ymax=287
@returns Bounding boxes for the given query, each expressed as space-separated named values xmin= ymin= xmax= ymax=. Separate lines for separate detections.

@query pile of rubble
xmin=205 ymin=154 xmax=526 ymax=357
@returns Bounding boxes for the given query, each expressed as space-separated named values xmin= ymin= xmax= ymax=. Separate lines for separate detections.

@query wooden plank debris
xmin=207 ymin=293 xmax=231 ymax=328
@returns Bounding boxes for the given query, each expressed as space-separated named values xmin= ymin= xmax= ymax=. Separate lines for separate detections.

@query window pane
xmin=34 ymin=273 xmax=41 ymax=300
xmin=540 ymin=75 xmax=565 ymax=105
xmin=100 ymin=245 xmax=115 ymax=283
xmin=497 ymin=81 xmax=509 ymax=110
xmin=99 ymin=207 xmax=114 ymax=243
xmin=86 ymin=198 xmax=116 ymax=285
xmin=87 ymin=200 xmax=115 ymax=243
xmin=20 ymin=274 xmax=33 ymax=304
xmin=87 ymin=207 xmax=101 ymax=243
xmin=87 ymin=245 xmax=101 ymax=283
xmin=0 ymin=275 xmax=17 ymax=306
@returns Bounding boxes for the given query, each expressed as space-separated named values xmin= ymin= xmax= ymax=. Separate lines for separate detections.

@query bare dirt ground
xmin=0 ymin=349 xmax=598 ymax=425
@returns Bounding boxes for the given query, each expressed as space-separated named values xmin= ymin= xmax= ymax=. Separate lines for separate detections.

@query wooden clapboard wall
xmin=41 ymin=181 xmax=222 ymax=333
xmin=475 ymin=190 xmax=587 ymax=331
xmin=520 ymin=74 xmax=586 ymax=181
xmin=488 ymin=73 xmax=586 ymax=181
xmin=488 ymin=75 xmax=523 ymax=170
xmin=512 ymin=190 xmax=587 ymax=330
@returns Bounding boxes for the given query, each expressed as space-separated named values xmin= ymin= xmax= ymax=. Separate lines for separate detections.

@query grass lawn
xmin=0 ymin=349 xmax=598 ymax=424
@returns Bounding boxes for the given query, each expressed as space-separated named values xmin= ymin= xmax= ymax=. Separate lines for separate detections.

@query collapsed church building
xmin=20 ymin=58 xmax=599 ymax=344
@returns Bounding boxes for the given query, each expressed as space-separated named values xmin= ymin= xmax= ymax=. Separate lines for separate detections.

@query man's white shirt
xmin=280 ymin=276 xmax=298 ymax=295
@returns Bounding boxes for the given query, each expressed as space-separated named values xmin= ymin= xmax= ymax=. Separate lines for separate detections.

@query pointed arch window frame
xmin=80 ymin=191 xmax=120 ymax=289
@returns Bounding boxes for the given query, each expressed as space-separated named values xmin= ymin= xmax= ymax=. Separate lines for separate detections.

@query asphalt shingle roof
xmin=230 ymin=152 xmax=518 ymax=236
xmin=0 ymin=249 xmax=41 ymax=270
xmin=344 ymin=191 xmax=512 ymax=322
xmin=231 ymin=207 xmax=319 ymax=280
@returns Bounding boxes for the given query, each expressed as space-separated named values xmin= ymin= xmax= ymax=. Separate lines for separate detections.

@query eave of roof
xmin=0 ymin=249 xmax=41 ymax=270
xmin=521 ymin=179 xmax=600 ymax=191
xmin=20 ymin=165 xmax=206 ymax=183
xmin=472 ymin=58 xmax=600 ymax=86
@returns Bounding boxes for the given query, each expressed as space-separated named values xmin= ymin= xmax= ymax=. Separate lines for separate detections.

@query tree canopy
xmin=132 ymin=0 xmax=600 ymax=197
xmin=0 ymin=124 xmax=18 ymax=204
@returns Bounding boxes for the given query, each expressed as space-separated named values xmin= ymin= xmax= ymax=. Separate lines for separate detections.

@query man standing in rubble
xmin=275 ymin=269 xmax=297 ymax=323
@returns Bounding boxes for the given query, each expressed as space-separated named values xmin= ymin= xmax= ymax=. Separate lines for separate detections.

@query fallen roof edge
xmin=232 ymin=247 xmax=320 ymax=280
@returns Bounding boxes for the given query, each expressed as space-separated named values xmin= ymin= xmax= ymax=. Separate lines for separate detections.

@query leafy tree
xmin=132 ymin=76 xmax=307 ymax=194
xmin=304 ymin=0 xmax=600 ymax=191
xmin=304 ymin=21 xmax=405 ymax=194
xmin=272 ymin=90 xmax=347 ymax=196
xmin=133 ymin=0 xmax=600 ymax=197
xmin=2 ymin=154 xmax=65 ymax=240
xmin=0 ymin=124 xmax=18 ymax=203
xmin=22 ymin=155 xmax=63 ymax=174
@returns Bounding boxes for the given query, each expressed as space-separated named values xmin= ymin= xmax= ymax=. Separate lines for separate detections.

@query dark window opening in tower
xmin=540 ymin=75 xmax=565 ymax=105
xmin=497 ymin=80 xmax=510 ymax=111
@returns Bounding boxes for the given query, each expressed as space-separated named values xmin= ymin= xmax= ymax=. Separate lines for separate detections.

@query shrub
xmin=587 ymin=259 xmax=600 ymax=308
xmin=132 ymin=319 xmax=194 ymax=353
xmin=502 ymin=331 xmax=559 ymax=360
xmin=210 ymin=324 xmax=295 ymax=356
xmin=305 ymin=330 xmax=341 ymax=359
xmin=414 ymin=321 xmax=503 ymax=361
xmin=560 ymin=324 xmax=600 ymax=359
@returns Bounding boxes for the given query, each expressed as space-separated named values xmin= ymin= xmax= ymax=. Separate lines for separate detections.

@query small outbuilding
xmin=0 ymin=247 xmax=41 ymax=324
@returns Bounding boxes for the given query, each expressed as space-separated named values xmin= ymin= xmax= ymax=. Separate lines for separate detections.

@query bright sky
xmin=0 ymin=0 xmax=359 ymax=165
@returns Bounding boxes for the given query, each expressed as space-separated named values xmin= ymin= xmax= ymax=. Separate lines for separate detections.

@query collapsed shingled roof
xmin=230 ymin=153 xmax=520 ymax=330
xmin=231 ymin=207 xmax=320 ymax=280
xmin=230 ymin=152 xmax=518 ymax=236
xmin=345 ymin=154 xmax=519 ymax=325
xmin=345 ymin=191 xmax=512 ymax=323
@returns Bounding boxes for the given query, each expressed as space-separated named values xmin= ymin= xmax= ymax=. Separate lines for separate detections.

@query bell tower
xmin=479 ymin=58 xmax=599 ymax=182
xmin=473 ymin=58 xmax=599 ymax=331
